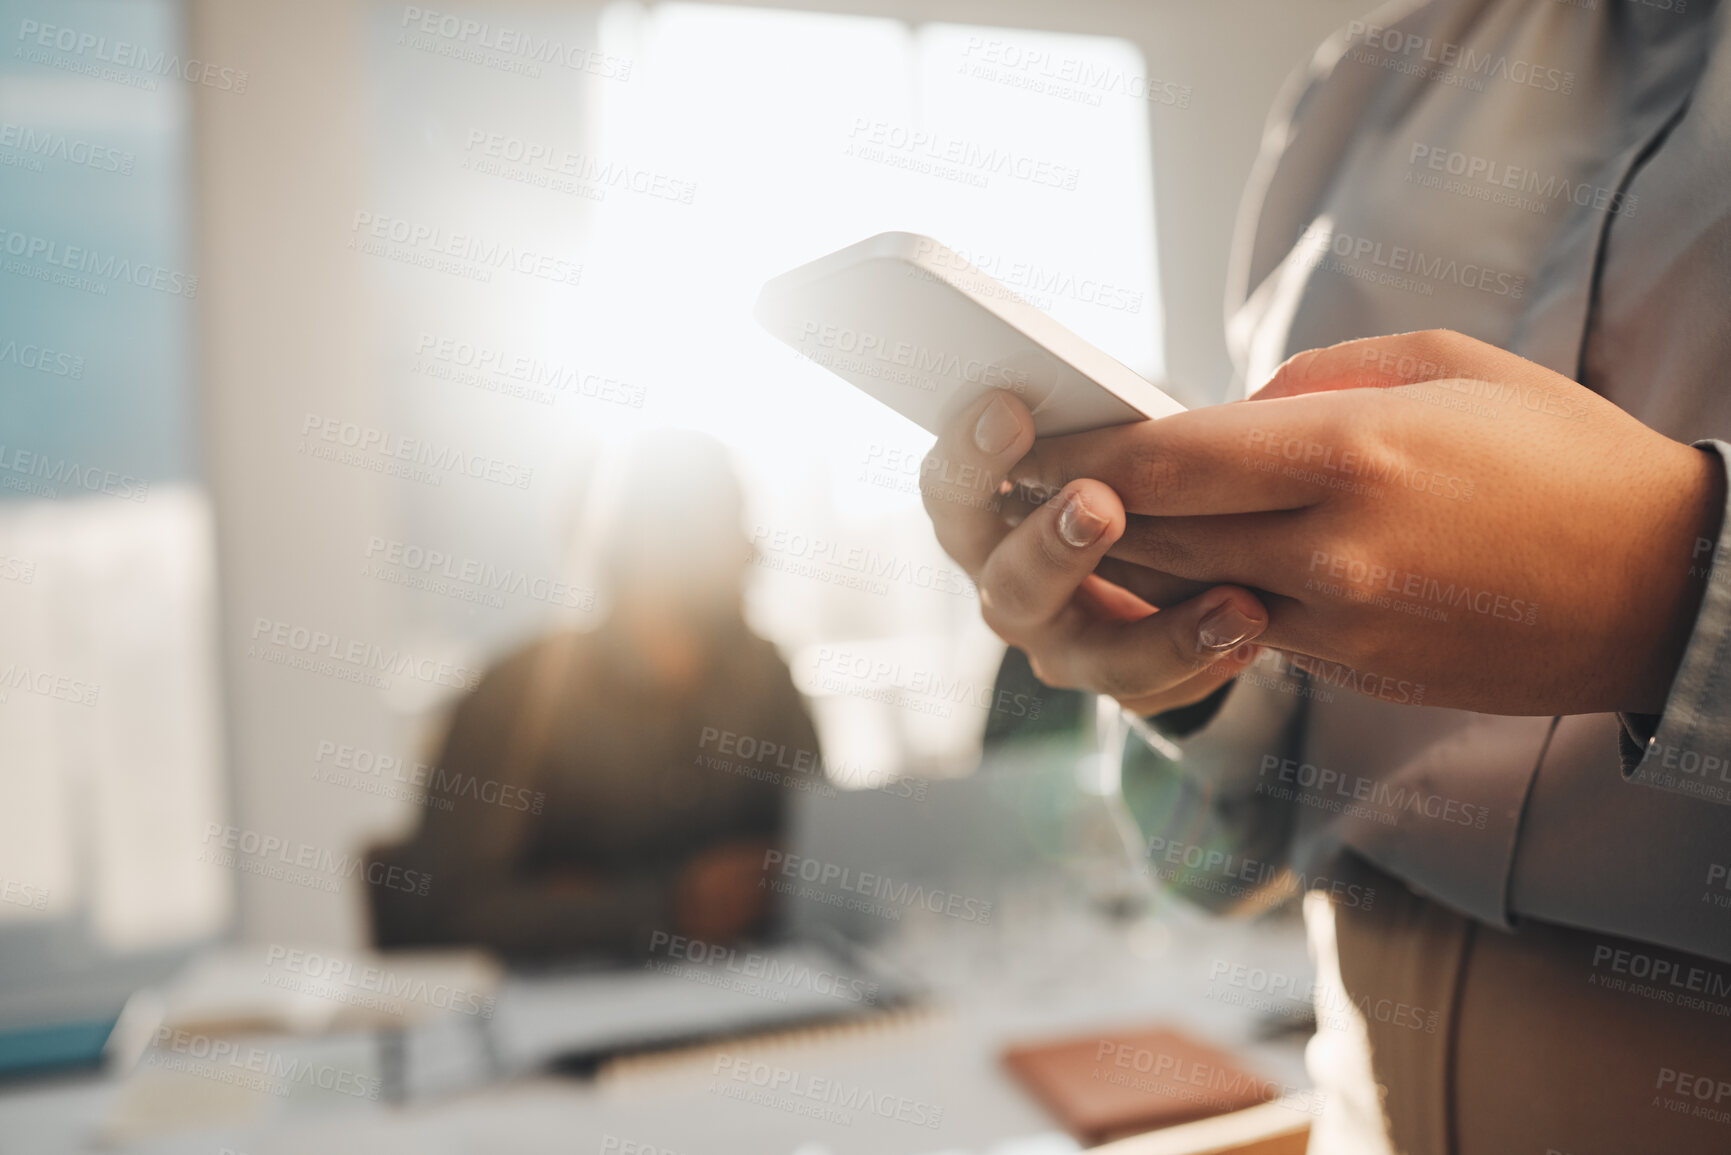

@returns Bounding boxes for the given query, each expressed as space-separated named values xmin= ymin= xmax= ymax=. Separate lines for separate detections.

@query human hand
xmin=674 ymin=840 xmax=775 ymax=944
xmin=918 ymin=391 xmax=1270 ymax=717
xmin=1012 ymin=330 xmax=1725 ymax=715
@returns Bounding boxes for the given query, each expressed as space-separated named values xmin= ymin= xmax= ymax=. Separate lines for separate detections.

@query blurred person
xmin=925 ymin=4 xmax=1731 ymax=1154
xmin=369 ymin=432 xmax=818 ymax=962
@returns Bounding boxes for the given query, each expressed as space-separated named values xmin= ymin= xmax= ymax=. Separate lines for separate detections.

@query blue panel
xmin=0 ymin=0 xmax=199 ymax=496
xmin=0 ymin=1017 xmax=115 ymax=1079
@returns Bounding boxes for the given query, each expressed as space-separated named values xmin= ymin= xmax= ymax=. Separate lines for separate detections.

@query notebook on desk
xmin=1004 ymin=1025 xmax=1294 ymax=1146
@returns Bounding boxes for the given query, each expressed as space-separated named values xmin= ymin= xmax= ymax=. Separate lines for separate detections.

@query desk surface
xmin=0 ymin=902 xmax=1314 ymax=1155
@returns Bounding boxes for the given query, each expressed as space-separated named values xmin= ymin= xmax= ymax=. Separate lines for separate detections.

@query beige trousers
xmin=1305 ymin=856 xmax=1731 ymax=1155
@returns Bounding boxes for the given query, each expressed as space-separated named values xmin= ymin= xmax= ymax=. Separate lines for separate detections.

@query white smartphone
xmin=754 ymin=231 xmax=1184 ymax=437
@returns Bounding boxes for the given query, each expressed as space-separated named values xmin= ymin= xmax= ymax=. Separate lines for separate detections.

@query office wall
xmin=190 ymin=0 xmax=1371 ymax=948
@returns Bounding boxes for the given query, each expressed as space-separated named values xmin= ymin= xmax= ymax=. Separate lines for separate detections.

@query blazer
xmin=1128 ymin=2 xmax=1731 ymax=1151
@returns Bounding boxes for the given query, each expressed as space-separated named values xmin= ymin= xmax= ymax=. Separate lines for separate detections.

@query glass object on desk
xmin=1062 ymin=695 xmax=1160 ymax=920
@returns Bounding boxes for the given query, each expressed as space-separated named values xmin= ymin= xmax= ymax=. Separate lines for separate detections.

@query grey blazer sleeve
xmin=1506 ymin=440 xmax=1731 ymax=965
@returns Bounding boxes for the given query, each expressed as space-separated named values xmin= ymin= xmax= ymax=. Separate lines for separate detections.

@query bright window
xmin=360 ymin=3 xmax=1162 ymax=784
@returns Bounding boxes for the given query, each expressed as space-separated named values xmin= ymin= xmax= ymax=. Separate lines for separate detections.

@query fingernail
xmin=1057 ymin=492 xmax=1106 ymax=549
xmin=974 ymin=396 xmax=1019 ymax=455
xmin=1197 ymin=601 xmax=1263 ymax=651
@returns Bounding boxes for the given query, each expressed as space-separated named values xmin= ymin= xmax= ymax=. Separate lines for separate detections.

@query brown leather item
xmin=1003 ymin=1026 xmax=1283 ymax=1146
